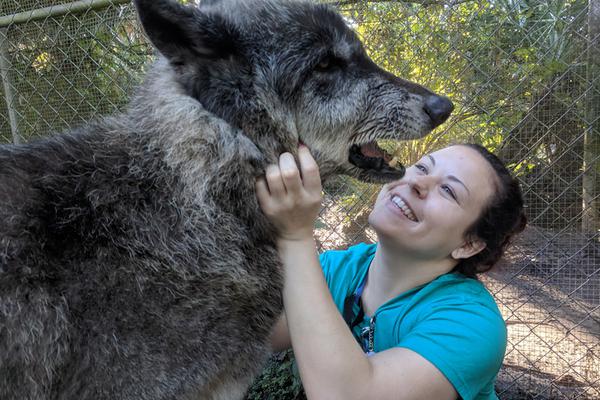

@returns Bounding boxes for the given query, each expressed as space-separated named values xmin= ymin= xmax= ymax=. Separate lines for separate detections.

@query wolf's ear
xmin=134 ymin=0 xmax=237 ymax=64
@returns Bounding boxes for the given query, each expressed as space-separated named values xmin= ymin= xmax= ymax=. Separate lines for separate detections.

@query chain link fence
xmin=1 ymin=0 xmax=598 ymax=398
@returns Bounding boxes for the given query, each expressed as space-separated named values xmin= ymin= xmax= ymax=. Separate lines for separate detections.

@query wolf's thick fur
xmin=0 ymin=0 xmax=452 ymax=399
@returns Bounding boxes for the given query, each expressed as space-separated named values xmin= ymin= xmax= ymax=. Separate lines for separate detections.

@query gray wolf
xmin=0 ymin=0 xmax=453 ymax=398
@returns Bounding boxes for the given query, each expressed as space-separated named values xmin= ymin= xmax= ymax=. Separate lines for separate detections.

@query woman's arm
xmin=269 ymin=313 xmax=291 ymax=352
xmin=256 ymin=148 xmax=457 ymax=400
xmin=277 ymin=237 xmax=457 ymax=400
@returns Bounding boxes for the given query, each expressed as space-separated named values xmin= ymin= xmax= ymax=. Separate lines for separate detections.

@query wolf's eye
xmin=315 ymin=55 xmax=343 ymax=73
xmin=317 ymin=57 xmax=332 ymax=70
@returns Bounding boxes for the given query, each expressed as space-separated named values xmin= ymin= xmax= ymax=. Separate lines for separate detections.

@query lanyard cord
xmin=343 ymin=267 xmax=375 ymax=354
xmin=350 ymin=278 xmax=367 ymax=329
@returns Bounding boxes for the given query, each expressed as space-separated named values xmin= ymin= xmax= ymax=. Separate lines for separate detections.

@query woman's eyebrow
xmin=428 ymin=155 xmax=471 ymax=195
xmin=448 ymin=175 xmax=471 ymax=195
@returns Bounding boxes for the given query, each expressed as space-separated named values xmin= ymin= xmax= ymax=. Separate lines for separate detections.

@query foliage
xmin=331 ymin=0 xmax=594 ymax=231
xmin=245 ymin=350 xmax=305 ymax=400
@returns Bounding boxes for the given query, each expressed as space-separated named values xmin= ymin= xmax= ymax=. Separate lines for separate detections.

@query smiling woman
xmin=257 ymin=144 xmax=527 ymax=400
xmin=367 ymin=145 xmax=505 ymax=269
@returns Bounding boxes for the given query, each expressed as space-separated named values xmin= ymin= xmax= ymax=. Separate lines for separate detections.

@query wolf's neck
xmin=193 ymin=82 xmax=300 ymax=165
xmin=127 ymin=60 xmax=210 ymax=138
xmin=125 ymin=61 xmax=277 ymax=229
xmin=129 ymin=59 xmax=298 ymax=165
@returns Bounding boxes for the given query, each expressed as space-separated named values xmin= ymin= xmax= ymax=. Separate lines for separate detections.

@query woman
xmin=255 ymin=144 xmax=526 ymax=400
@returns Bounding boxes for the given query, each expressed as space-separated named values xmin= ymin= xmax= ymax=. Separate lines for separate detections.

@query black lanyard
xmin=342 ymin=270 xmax=375 ymax=354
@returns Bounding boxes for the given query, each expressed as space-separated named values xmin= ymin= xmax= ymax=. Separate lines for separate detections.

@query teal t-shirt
xmin=319 ymin=243 xmax=507 ymax=400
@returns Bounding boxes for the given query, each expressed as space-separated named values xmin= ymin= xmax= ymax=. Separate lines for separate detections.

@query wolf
xmin=0 ymin=0 xmax=453 ymax=399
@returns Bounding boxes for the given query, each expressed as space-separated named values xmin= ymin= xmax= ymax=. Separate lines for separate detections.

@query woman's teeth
xmin=391 ymin=195 xmax=417 ymax=222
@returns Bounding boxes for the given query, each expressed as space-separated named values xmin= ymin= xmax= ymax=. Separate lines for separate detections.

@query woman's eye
xmin=415 ymin=164 xmax=428 ymax=173
xmin=442 ymin=185 xmax=457 ymax=200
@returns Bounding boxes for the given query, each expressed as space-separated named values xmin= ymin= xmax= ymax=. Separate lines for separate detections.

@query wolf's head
xmin=134 ymin=0 xmax=453 ymax=182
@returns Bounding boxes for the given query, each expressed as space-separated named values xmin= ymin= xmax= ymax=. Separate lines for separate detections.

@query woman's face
xmin=368 ymin=145 xmax=497 ymax=261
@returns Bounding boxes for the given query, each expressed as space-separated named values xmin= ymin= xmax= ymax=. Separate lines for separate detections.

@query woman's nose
xmin=408 ymin=175 xmax=436 ymax=198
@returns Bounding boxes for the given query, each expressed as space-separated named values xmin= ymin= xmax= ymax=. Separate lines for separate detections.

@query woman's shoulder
xmin=321 ymin=242 xmax=376 ymax=260
xmin=319 ymin=242 xmax=376 ymax=293
xmin=429 ymin=272 xmax=494 ymax=298
xmin=413 ymin=273 xmax=503 ymax=320
xmin=319 ymin=242 xmax=375 ymax=272
xmin=390 ymin=274 xmax=507 ymax=399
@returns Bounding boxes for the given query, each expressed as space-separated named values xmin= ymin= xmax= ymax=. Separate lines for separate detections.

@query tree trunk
xmin=582 ymin=0 xmax=600 ymax=233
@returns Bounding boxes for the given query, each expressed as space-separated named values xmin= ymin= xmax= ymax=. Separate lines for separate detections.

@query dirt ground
xmin=315 ymin=200 xmax=600 ymax=400
xmin=487 ymin=226 xmax=599 ymax=399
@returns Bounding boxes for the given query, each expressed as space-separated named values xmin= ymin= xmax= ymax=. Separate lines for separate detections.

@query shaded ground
xmin=487 ymin=226 xmax=600 ymax=399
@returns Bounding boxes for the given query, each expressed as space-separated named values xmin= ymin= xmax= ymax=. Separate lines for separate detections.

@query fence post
xmin=0 ymin=28 xmax=20 ymax=144
xmin=583 ymin=0 xmax=600 ymax=233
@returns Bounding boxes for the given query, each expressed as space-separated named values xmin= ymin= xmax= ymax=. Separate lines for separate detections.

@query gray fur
xmin=0 ymin=0 xmax=451 ymax=399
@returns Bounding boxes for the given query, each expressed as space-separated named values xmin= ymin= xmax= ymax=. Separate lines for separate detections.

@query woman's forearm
xmin=255 ymin=149 xmax=372 ymax=398
xmin=278 ymin=237 xmax=372 ymax=399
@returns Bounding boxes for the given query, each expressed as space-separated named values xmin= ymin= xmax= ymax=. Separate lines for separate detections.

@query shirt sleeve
xmin=317 ymin=248 xmax=354 ymax=313
xmin=318 ymin=250 xmax=331 ymax=281
xmin=318 ymin=250 xmax=343 ymax=309
xmin=396 ymin=298 xmax=507 ymax=400
xmin=318 ymin=248 xmax=348 ymax=293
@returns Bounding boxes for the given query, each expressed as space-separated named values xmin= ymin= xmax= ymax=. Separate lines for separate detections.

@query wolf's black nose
xmin=424 ymin=95 xmax=454 ymax=128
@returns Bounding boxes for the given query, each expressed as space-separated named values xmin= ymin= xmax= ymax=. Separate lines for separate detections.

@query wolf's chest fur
xmin=0 ymin=71 xmax=282 ymax=399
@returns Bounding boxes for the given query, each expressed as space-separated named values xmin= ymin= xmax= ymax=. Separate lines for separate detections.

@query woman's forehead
xmin=426 ymin=146 xmax=490 ymax=174
xmin=425 ymin=146 xmax=497 ymax=196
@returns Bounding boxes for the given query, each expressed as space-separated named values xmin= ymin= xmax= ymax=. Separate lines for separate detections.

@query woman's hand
xmin=255 ymin=145 xmax=322 ymax=242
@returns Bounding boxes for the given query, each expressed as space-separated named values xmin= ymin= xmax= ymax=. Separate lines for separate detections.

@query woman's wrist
xmin=276 ymin=237 xmax=320 ymax=276
xmin=276 ymin=235 xmax=317 ymax=253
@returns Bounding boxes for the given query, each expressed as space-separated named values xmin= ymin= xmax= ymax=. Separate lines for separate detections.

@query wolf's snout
xmin=423 ymin=95 xmax=454 ymax=128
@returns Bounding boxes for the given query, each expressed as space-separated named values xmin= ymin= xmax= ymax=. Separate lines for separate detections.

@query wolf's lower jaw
xmin=348 ymin=143 xmax=405 ymax=179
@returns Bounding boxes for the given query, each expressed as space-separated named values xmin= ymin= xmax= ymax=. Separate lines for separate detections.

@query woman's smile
xmin=386 ymin=194 xmax=418 ymax=222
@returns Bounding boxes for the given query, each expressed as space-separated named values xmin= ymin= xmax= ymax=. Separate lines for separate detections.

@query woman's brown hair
xmin=452 ymin=144 xmax=528 ymax=278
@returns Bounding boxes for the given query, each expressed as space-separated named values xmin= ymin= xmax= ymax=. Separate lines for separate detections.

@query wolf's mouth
xmin=348 ymin=141 xmax=405 ymax=181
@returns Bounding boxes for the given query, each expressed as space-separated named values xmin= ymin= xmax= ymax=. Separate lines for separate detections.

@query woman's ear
xmin=451 ymin=238 xmax=486 ymax=260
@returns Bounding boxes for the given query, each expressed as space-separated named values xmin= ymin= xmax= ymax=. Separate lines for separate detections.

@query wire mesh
xmin=0 ymin=0 xmax=598 ymax=399
xmin=0 ymin=1 xmax=152 ymax=143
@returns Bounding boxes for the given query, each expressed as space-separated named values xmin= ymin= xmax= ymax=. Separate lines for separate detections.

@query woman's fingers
xmin=265 ymin=164 xmax=286 ymax=198
xmin=255 ymin=177 xmax=273 ymax=211
xmin=298 ymin=146 xmax=321 ymax=194
xmin=256 ymin=148 xmax=322 ymax=240
xmin=279 ymin=153 xmax=302 ymax=197
xmin=260 ymin=148 xmax=320 ymax=204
